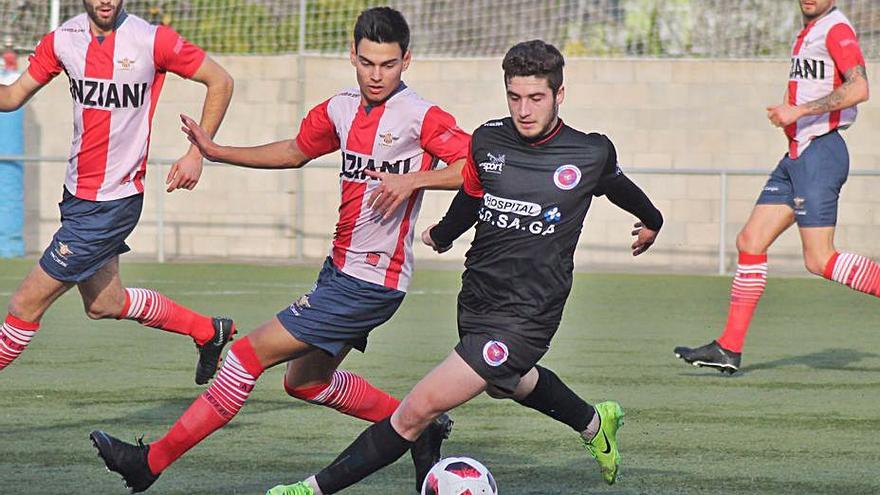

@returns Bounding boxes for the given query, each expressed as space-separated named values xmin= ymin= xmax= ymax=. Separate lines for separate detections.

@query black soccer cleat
xmin=90 ymin=430 xmax=160 ymax=493
xmin=195 ymin=317 xmax=236 ymax=385
xmin=411 ymin=413 xmax=454 ymax=493
xmin=674 ymin=340 xmax=742 ymax=374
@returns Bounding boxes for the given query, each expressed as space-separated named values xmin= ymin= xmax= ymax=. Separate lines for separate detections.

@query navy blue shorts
xmin=39 ymin=188 xmax=143 ymax=283
xmin=276 ymin=257 xmax=406 ymax=356
xmin=756 ymin=131 xmax=849 ymax=227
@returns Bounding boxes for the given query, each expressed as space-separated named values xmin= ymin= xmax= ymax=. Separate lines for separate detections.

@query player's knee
xmin=736 ymin=229 xmax=762 ymax=254
xmin=396 ymin=395 xmax=439 ymax=431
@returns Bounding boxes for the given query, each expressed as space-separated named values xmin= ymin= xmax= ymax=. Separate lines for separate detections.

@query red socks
xmin=716 ymin=252 xmax=768 ymax=353
xmin=0 ymin=314 xmax=39 ymax=371
xmin=285 ymin=370 xmax=400 ymax=422
xmin=146 ymin=337 xmax=264 ymax=474
xmin=120 ymin=288 xmax=215 ymax=345
xmin=824 ymin=252 xmax=880 ymax=297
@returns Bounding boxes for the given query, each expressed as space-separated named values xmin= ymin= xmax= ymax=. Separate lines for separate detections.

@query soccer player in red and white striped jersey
xmin=90 ymin=7 xmax=468 ymax=493
xmin=675 ymin=0 xmax=877 ymax=373
xmin=0 ymin=0 xmax=236 ymax=384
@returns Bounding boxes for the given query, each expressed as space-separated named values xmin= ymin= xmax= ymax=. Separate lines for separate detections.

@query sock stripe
xmin=287 ymin=370 xmax=400 ymax=422
xmin=827 ymin=252 xmax=880 ymax=296
xmin=206 ymin=353 xmax=256 ymax=417
xmin=0 ymin=318 xmax=39 ymax=370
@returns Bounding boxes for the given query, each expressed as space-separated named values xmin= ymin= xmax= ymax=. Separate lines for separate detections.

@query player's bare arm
xmin=365 ymin=158 xmax=465 ymax=220
xmin=767 ymin=64 xmax=869 ymax=128
xmin=0 ymin=72 xmax=43 ymax=112
xmin=166 ymin=57 xmax=234 ymax=192
xmin=181 ymin=114 xmax=310 ymax=169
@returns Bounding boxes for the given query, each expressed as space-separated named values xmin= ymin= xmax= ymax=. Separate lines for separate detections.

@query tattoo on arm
xmin=805 ymin=65 xmax=867 ymax=114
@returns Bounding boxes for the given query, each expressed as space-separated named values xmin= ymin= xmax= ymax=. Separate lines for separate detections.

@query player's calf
xmin=823 ymin=252 xmax=880 ymax=297
xmin=119 ymin=288 xmax=218 ymax=344
xmin=284 ymin=370 xmax=400 ymax=422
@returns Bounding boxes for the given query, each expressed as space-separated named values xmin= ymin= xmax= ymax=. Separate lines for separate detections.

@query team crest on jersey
xmin=379 ymin=131 xmax=399 ymax=147
xmin=482 ymin=340 xmax=509 ymax=367
xmin=553 ymin=165 xmax=581 ymax=190
xmin=117 ymin=58 xmax=136 ymax=71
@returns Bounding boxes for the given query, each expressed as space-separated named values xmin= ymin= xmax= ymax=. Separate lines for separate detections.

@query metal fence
xmin=5 ymin=154 xmax=880 ymax=275
xmin=3 ymin=0 xmax=880 ymax=58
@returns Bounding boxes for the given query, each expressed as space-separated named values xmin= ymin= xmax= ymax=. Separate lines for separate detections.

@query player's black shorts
xmin=454 ymin=303 xmax=560 ymax=395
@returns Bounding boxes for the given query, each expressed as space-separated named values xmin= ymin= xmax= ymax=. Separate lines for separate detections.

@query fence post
xmin=294 ymin=0 xmax=307 ymax=260
xmin=50 ymin=0 xmax=61 ymax=30
xmin=155 ymin=163 xmax=165 ymax=263
xmin=718 ymin=171 xmax=728 ymax=275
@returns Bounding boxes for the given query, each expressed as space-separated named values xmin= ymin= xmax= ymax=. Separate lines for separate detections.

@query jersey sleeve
xmin=826 ymin=23 xmax=865 ymax=76
xmin=27 ymin=32 xmax=62 ymax=85
xmin=295 ymin=98 xmax=340 ymax=159
xmin=154 ymin=25 xmax=207 ymax=78
xmin=420 ymin=106 xmax=470 ymax=165
xmin=461 ymin=138 xmax=484 ymax=198
xmin=594 ymin=135 xmax=623 ymax=196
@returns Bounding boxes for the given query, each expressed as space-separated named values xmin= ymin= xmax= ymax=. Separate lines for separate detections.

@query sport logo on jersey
xmin=482 ymin=340 xmax=509 ymax=367
xmin=543 ymin=207 xmax=562 ymax=223
xmin=479 ymin=152 xmax=505 ymax=174
xmin=553 ymin=165 xmax=581 ymax=190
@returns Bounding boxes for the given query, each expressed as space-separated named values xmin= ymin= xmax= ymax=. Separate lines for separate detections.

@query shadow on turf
xmin=675 ymin=348 xmax=880 ymax=378
xmin=1 ymin=397 xmax=300 ymax=436
xmin=745 ymin=348 xmax=880 ymax=373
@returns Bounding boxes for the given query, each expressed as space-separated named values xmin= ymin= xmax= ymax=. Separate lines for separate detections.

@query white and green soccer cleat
xmin=266 ymin=481 xmax=315 ymax=495
xmin=582 ymin=401 xmax=625 ymax=485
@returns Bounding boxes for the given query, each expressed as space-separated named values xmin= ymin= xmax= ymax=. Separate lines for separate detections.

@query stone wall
xmin=21 ymin=55 xmax=880 ymax=273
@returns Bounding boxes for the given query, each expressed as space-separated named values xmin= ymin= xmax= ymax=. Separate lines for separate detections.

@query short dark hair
xmin=502 ymin=40 xmax=565 ymax=94
xmin=353 ymin=7 xmax=410 ymax=54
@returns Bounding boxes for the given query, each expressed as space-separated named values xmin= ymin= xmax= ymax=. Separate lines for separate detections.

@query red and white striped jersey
xmin=27 ymin=12 xmax=205 ymax=201
xmin=296 ymin=85 xmax=470 ymax=292
xmin=786 ymin=8 xmax=865 ymax=159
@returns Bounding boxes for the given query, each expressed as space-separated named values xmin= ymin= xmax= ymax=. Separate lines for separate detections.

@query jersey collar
xmin=94 ymin=9 xmax=129 ymax=44
xmin=520 ymin=118 xmax=564 ymax=147
xmin=363 ymin=81 xmax=407 ymax=115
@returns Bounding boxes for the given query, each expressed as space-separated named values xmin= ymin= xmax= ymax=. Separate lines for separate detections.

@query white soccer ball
xmin=421 ymin=456 xmax=498 ymax=495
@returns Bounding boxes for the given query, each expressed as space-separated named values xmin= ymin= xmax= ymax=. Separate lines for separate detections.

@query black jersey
xmin=458 ymin=117 xmax=619 ymax=324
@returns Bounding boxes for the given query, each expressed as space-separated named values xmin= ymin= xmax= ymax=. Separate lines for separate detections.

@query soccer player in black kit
xmin=267 ymin=40 xmax=664 ymax=495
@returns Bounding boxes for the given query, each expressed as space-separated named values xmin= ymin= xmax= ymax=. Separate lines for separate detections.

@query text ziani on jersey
xmin=28 ymin=13 xmax=206 ymax=201
xmin=295 ymin=85 xmax=469 ymax=292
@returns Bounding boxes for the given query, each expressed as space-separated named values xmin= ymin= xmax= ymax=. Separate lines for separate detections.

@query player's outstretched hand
xmin=364 ymin=169 xmax=417 ymax=220
xmin=631 ymin=222 xmax=658 ymax=256
xmin=421 ymin=224 xmax=452 ymax=254
xmin=180 ymin=114 xmax=220 ymax=162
